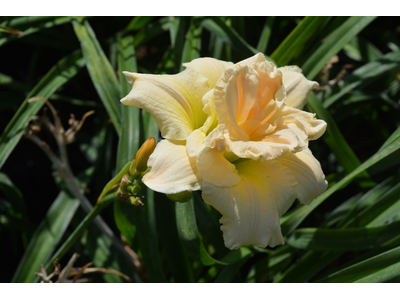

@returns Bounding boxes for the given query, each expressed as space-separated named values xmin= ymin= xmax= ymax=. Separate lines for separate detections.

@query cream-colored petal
xmin=237 ymin=52 xmax=267 ymax=67
xmin=279 ymin=66 xmax=319 ymax=110
xmin=196 ymin=124 xmax=239 ymax=186
xmin=230 ymin=125 xmax=302 ymax=161
xmin=183 ymin=57 xmax=233 ymax=88
xmin=186 ymin=129 xmax=206 ymax=157
xmin=214 ymin=61 xmax=283 ymax=141
xmin=202 ymin=159 xmax=297 ymax=250
xmin=197 ymin=146 xmax=241 ymax=187
xmin=277 ymin=149 xmax=328 ymax=204
xmin=274 ymin=105 xmax=327 ymax=140
xmin=199 ymin=90 xmax=218 ymax=135
xmin=121 ymin=67 xmax=210 ymax=140
xmin=143 ymin=139 xmax=201 ymax=194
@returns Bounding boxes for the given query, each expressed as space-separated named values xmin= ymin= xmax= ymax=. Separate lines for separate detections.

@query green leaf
xmin=255 ymin=246 xmax=297 ymax=282
xmin=0 ymin=50 xmax=84 ymax=169
xmin=181 ymin=18 xmax=202 ymax=66
xmin=155 ymin=195 xmax=193 ymax=282
xmin=169 ymin=16 xmax=190 ymax=71
xmin=281 ymin=126 xmax=400 ymax=236
xmin=270 ymin=16 xmax=331 ymax=66
xmin=343 ymin=36 xmax=383 ymax=62
xmin=176 ymin=197 xmax=227 ymax=266
xmin=116 ymin=34 xmax=139 ymax=169
xmin=125 ymin=16 xmax=154 ymax=32
xmin=321 ymin=51 xmax=400 ymax=108
xmin=113 ymin=34 xmax=140 ymax=246
xmin=302 ymin=16 xmax=377 ymax=80
xmin=72 ymin=20 xmax=122 ymax=136
xmin=200 ymin=17 xmax=261 ymax=59
xmin=133 ymin=187 xmax=166 ymax=282
xmin=0 ymin=17 xmax=72 ymax=47
xmin=256 ymin=17 xmax=274 ymax=54
xmin=193 ymin=192 xmax=228 ymax=257
xmin=0 ymin=172 xmax=26 ymax=216
xmin=215 ymin=247 xmax=252 ymax=283
xmin=11 ymin=192 xmax=80 ymax=283
xmin=337 ymin=175 xmax=400 ymax=228
xmin=316 ymin=246 xmax=400 ymax=283
xmin=355 ymin=261 xmax=400 ymax=283
xmin=133 ymin=17 xmax=170 ymax=48
xmin=288 ymin=221 xmax=400 ymax=251
xmin=350 ymin=181 xmax=400 ymax=228
xmin=307 ymin=92 xmax=367 ymax=176
xmin=275 ymin=250 xmax=341 ymax=283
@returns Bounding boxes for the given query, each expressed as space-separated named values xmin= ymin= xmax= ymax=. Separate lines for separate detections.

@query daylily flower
xmin=121 ymin=53 xmax=328 ymax=250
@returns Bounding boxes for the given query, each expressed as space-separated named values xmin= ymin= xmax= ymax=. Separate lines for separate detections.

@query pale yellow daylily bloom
xmin=121 ymin=53 xmax=328 ymax=250
xmin=197 ymin=125 xmax=327 ymax=249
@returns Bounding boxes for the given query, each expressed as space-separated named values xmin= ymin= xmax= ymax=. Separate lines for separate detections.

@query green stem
xmin=97 ymin=161 xmax=131 ymax=204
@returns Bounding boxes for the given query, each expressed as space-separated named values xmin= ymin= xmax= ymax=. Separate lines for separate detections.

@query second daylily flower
xmin=121 ymin=53 xmax=328 ymax=250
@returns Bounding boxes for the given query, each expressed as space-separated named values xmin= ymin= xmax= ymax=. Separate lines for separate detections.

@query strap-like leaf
xmin=302 ymin=16 xmax=377 ymax=80
xmin=73 ymin=20 xmax=122 ymax=136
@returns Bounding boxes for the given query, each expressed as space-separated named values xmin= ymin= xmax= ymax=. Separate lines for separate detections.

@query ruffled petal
xmin=143 ymin=140 xmax=201 ymax=194
xmin=274 ymin=105 xmax=327 ymax=141
xmin=230 ymin=125 xmax=302 ymax=161
xmin=183 ymin=57 xmax=233 ymax=88
xmin=202 ymin=159 xmax=297 ymax=250
xmin=121 ymin=67 xmax=210 ymax=140
xmin=277 ymin=149 xmax=328 ymax=204
xmin=214 ymin=61 xmax=284 ymax=141
xmin=237 ymin=52 xmax=267 ymax=66
xmin=279 ymin=66 xmax=319 ymax=110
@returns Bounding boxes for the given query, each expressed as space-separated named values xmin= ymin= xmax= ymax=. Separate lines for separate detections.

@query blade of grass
xmin=169 ymin=16 xmax=190 ymax=72
xmin=0 ymin=50 xmax=84 ymax=169
xmin=114 ymin=34 xmax=140 ymax=247
xmin=125 ymin=16 xmax=154 ymax=32
xmin=176 ymin=197 xmax=228 ymax=266
xmin=193 ymin=192 xmax=228 ymax=257
xmin=0 ymin=17 xmax=72 ymax=47
xmin=256 ymin=17 xmax=274 ymax=54
xmin=11 ymin=191 xmax=80 ymax=283
xmin=287 ymin=221 xmax=400 ymax=251
xmin=133 ymin=17 xmax=170 ymax=48
xmin=181 ymin=18 xmax=202 ymax=66
xmin=72 ymin=19 xmax=122 ymax=136
xmin=215 ymin=247 xmax=252 ymax=283
xmin=302 ymin=16 xmax=377 ymax=80
xmin=199 ymin=17 xmax=264 ymax=60
xmin=270 ymin=16 xmax=331 ymax=66
xmin=316 ymin=245 xmax=400 ymax=283
xmin=155 ymin=194 xmax=194 ymax=282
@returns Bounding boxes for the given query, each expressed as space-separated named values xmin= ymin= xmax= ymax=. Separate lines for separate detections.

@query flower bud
xmin=135 ymin=137 xmax=157 ymax=173
xmin=129 ymin=156 xmax=136 ymax=175
xmin=167 ymin=191 xmax=192 ymax=203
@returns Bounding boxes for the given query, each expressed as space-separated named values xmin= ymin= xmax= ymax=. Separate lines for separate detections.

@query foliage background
xmin=1 ymin=16 xmax=400 ymax=283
